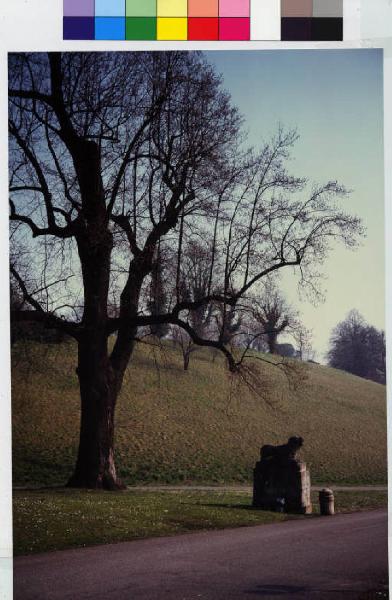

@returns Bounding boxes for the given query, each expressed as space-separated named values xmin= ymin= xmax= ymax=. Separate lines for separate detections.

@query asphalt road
xmin=14 ymin=509 xmax=388 ymax=600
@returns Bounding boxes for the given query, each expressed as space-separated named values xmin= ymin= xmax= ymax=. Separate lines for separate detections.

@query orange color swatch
xmin=188 ymin=0 xmax=219 ymax=17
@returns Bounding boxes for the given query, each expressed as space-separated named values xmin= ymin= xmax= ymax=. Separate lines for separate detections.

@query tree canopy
xmin=328 ymin=310 xmax=386 ymax=384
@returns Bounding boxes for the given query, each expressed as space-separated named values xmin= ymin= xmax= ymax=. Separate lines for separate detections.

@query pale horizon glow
xmin=207 ymin=49 xmax=385 ymax=361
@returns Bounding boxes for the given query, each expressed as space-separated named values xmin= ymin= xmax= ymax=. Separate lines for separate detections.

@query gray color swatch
xmin=313 ymin=0 xmax=343 ymax=17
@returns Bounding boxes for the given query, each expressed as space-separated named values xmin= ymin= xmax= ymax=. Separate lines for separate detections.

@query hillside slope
xmin=12 ymin=340 xmax=387 ymax=486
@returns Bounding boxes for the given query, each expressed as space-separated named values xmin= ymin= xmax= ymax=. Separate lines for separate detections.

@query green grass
xmin=13 ymin=488 xmax=388 ymax=556
xmin=12 ymin=339 xmax=387 ymax=487
xmin=13 ymin=490 xmax=286 ymax=556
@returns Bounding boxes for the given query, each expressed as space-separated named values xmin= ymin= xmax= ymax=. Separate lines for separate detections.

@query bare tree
xmin=251 ymin=284 xmax=299 ymax=354
xmin=172 ymin=241 xmax=214 ymax=370
xmin=215 ymin=301 xmax=242 ymax=347
xmin=292 ymin=324 xmax=315 ymax=362
xmin=9 ymin=52 xmax=364 ymax=489
xmin=147 ymin=244 xmax=169 ymax=339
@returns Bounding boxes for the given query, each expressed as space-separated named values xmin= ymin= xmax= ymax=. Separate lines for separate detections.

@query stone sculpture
xmin=252 ymin=436 xmax=312 ymax=514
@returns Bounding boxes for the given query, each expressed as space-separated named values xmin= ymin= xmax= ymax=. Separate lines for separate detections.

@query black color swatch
xmin=311 ymin=18 xmax=343 ymax=40
xmin=281 ymin=17 xmax=343 ymax=41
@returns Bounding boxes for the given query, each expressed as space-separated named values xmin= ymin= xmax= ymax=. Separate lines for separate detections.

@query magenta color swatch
xmin=219 ymin=17 xmax=250 ymax=39
xmin=64 ymin=0 xmax=94 ymax=17
xmin=219 ymin=0 xmax=250 ymax=17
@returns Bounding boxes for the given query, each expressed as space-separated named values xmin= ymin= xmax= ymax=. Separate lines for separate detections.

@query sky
xmin=207 ymin=49 xmax=385 ymax=361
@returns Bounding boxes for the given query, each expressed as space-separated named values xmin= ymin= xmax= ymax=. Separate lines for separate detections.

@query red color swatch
xmin=188 ymin=17 xmax=219 ymax=39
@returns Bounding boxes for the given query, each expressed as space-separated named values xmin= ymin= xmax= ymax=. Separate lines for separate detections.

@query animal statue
xmin=260 ymin=436 xmax=304 ymax=462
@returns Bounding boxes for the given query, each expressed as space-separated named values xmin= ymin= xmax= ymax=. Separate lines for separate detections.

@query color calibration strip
xmin=63 ymin=1 xmax=343 ymax=41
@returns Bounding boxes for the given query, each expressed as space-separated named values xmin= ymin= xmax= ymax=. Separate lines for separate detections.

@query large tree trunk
xmin=66 ymin=134 xmax=145 ymax=490
xmin=67 ymin=335 xmax=125 ymax=490
xmin=65 ymin=132 xmax=126 ymax=490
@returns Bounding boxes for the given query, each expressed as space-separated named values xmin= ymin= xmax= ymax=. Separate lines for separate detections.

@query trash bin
xmin=319 ymin=488 xmax=334 ymax=515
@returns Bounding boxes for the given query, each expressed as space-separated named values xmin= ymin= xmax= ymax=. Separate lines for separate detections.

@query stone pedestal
xmin=319 ymin=488 xmax=334 ymax=515
xmin=253 ymin=456 xmax=312 ymax=514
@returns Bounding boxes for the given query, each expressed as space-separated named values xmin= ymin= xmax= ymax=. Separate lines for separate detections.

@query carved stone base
xmin=252 ymin=458 xmax=312 ymax=514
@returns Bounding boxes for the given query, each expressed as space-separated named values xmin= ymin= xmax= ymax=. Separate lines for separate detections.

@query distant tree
xmin=215 ymin=301 xmax=242 ymax=347
xmin=10 ymin=283 xmax=23 ymax=313
xmin=147 ymin=244 xmax=169 ymax=339
xmin=248 ymin=335 xmax=269 ymax=354
xmin=10 ymin=282 xmax=65 ymax=344
xmin=240 ymin=318 xmax=269 ymax=353
xmin=251 ymin=285 xmax=298 ymax=354
xmin=327 ymin=310 xmax=386 ymax=384
xmin=207 ymin=302 xmax=243 ymax=364
xmin=292 ymin=324 xmax=315 ymax=362
xmin=367 ymin=327 xmax=386 ymax=382
xmin=10 ymin=283 xmax=24 ymax=345
xmin=173 ymin=242 xmax=214 ymax=370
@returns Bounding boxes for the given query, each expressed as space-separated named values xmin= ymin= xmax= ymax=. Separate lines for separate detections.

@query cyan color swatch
xmin=95 ymin=0 xmax=125 ymax=17
xmin=95 ymin=17 xmax=125 ymax=39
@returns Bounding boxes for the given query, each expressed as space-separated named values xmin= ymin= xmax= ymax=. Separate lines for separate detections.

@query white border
xmin=344 ymin=0 xmax=361 ymax=41
xmin=0 ymin=26 xmax=12 ymax=600
xmin=384 ymin=38 xmax=392 ymax=590
xmin=0 ymin=2 xmax=391 ymax=599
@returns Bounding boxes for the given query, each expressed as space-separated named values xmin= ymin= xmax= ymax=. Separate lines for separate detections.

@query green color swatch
xmin=126 ymin=17 xmax=157 ymax=40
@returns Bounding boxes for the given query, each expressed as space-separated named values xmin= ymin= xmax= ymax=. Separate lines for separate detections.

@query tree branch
xmin=9 ymin=120 xmax=77 ymax=238
xmin=110 ymin=214 xmax=141 ymax=256
xmin=10 ymin=266 xmax=80 ymax=339
xmin=8 ymin=88 xmax=54 ymax=106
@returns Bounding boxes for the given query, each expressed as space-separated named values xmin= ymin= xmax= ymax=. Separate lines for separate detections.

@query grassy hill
xmin=12 ymin=339 xmax=387 ymax=487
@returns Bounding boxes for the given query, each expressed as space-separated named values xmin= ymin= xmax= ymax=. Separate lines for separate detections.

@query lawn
xmin=12 ymin=340 xmax=387 ymax=487
xmin=13 ymin=488 xmax=388 ymax=556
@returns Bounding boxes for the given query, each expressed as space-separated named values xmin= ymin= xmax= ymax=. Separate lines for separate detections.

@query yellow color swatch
xmin=157 ymin=17 xmax=188 ymax=40
xmin=157 ymin=0 xmax=188 ymax=17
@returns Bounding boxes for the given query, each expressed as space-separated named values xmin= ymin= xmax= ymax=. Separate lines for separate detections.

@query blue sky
xmin=206 ymin=50 xmax=385 ymax=360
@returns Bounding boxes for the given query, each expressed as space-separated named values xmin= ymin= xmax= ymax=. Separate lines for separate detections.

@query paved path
xmin=14 ymin=509 xmax=388 ymax=600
